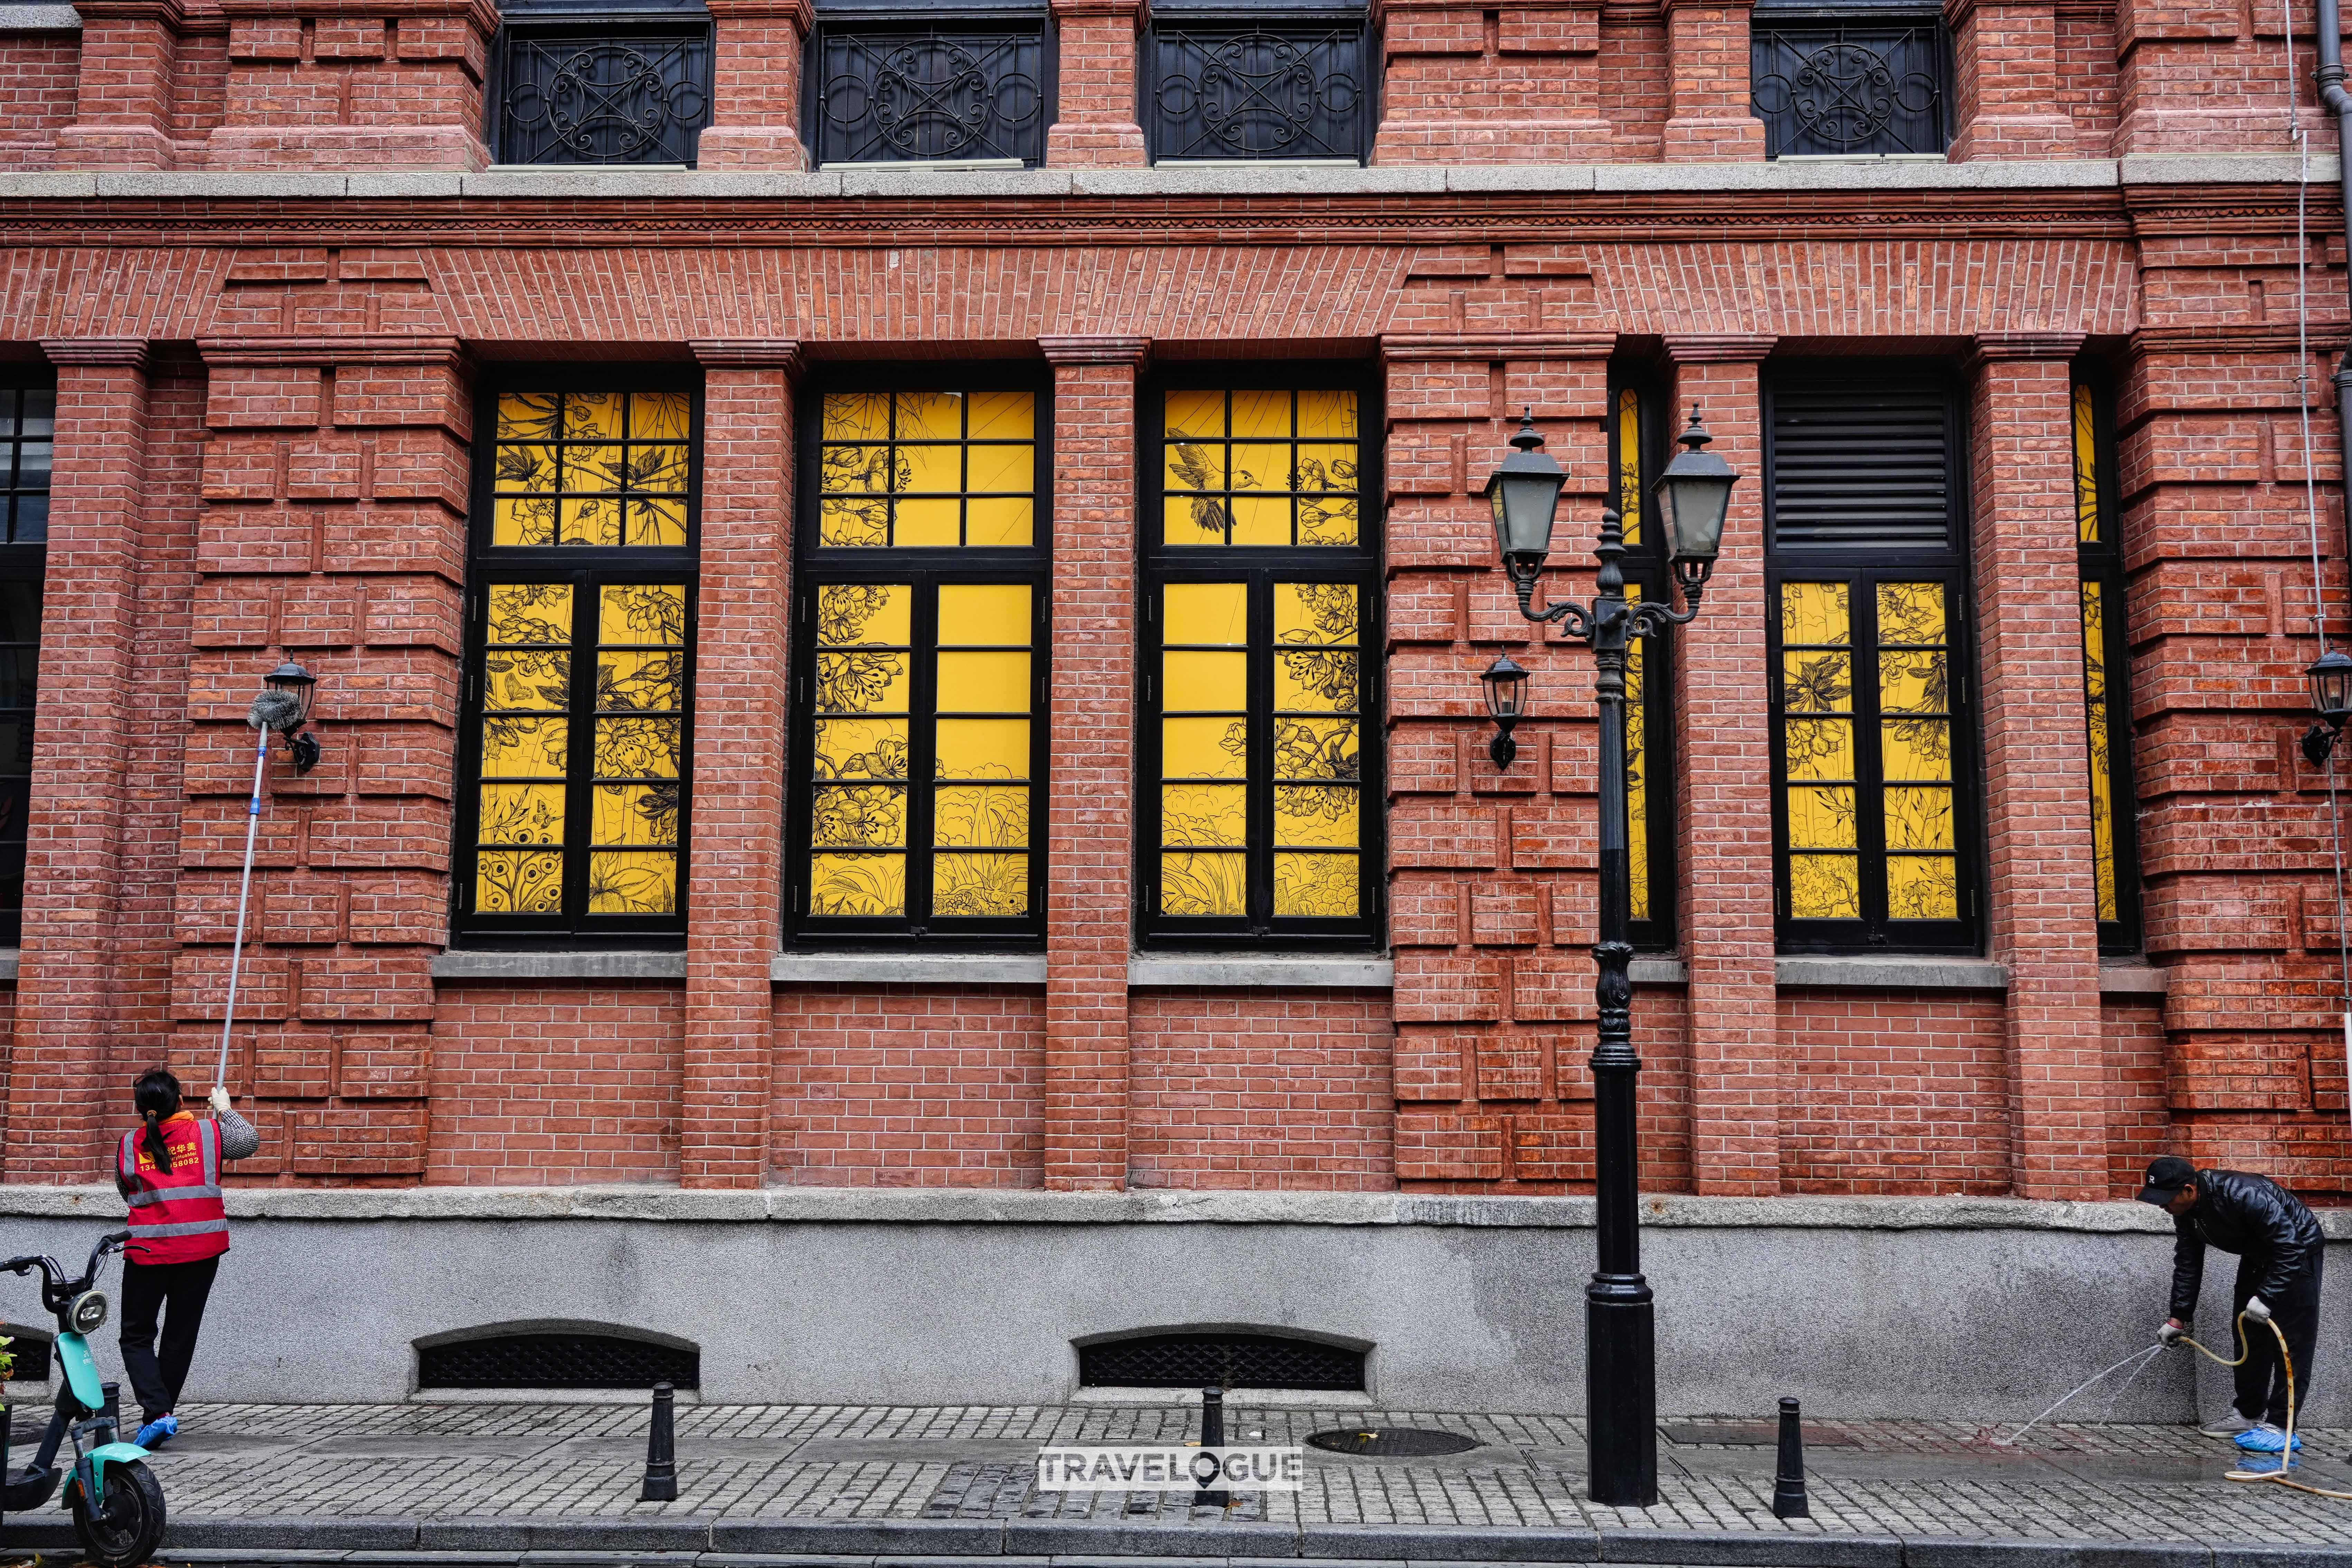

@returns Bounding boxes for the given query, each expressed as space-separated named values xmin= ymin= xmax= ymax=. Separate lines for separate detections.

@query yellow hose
xmin=2177 ymin=1306 xmax=2352 ymax=1499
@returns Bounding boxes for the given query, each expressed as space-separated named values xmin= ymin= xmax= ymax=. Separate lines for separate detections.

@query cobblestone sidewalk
xmin=6 ymin=1400 xmax=2352 ymax=1555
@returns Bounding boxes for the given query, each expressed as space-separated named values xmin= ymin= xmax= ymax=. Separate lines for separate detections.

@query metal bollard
xmin=1196 ymin=1387 xmax=1228 ymax=1508
xmin=1771 ymin=1396 xmax=1809 ymax=1520
xmin=640 ymin=1381 xmax=678 ymax=1502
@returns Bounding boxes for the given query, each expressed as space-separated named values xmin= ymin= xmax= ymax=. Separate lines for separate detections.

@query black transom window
xmin=1145 ymin=7 xmax=1372 ymax=163
xmin=2072 ymin=372 xmax=2141 ymax=954
xmin=1611 ymin=380 xmax=1677 ymax=953
xmin=0 ymin=379 xmax=48 ymax=948
xmin=811 ymin=17 xmax=1048 ymax=166
xmin=454 ymin=372 xmax=699 ymax=945
xmin=492 ymin=19 xmax=714 ymax=166
xmin=1749 ymin=10 xmax=1948 ymax=158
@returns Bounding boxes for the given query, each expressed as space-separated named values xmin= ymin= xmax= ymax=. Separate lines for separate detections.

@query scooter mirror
xmin=68 ymin=1289 xmax=107 ymax=1334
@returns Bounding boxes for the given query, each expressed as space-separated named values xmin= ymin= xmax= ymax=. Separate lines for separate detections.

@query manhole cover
xmin=1306 ymin=1428 xmax=1480 ymax=1457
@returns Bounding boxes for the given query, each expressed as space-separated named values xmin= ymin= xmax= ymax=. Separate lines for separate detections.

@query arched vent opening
xmin=1078 ymin=1330 xmax=1365 ymax=1392
xmin=414 ymin=1320 xmax=699 ymax=1390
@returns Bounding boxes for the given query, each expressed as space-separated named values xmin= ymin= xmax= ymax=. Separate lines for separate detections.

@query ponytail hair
xmin=133 ymin=1068 xmax=182 ymax=1174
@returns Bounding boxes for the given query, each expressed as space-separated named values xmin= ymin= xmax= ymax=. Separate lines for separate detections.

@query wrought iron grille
xmin=417 ymin=1331 xmax=700 ymax=1389
xmin=814 ymin=25 xmax=1046 ymax=165
xmin=1145 ymin=18 xmax=1371 ymax=162
xmin=496 ymin=26 xmax=713 ymax=166
xmin=1078 ymin=1332 xmax=1365 ymax=1390
xmin=1749 ymin=19 xmax=1946 ymax=157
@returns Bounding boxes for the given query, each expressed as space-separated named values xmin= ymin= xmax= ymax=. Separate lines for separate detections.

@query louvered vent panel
xmin=1770 ymin=385 xmax=1954 ymax=550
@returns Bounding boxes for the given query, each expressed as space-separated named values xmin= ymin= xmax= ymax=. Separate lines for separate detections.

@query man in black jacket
xmin=2142 ymin=1155 xmax=2325 ymax=1455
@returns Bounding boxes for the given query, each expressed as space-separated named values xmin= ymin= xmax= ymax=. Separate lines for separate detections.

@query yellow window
xmin=491 ymin=391 xmax=690 ymax=548
xmin=1160 ymin=389 xmax=1361 ymax=548
xmin=817 ymin=389 xmax=1037 ymax=548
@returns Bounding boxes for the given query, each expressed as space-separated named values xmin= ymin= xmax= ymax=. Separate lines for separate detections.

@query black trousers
xmin=118 ymin=1256 xmax=219 ymax=1424
xmin=2231 ymin=1252 xmax=2322 ymax=1427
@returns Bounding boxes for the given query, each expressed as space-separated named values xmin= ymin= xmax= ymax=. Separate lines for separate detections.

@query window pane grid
xmin=491 ymin=391 xmax=690 ymax=549
xmin=817 ymin=390 xmax=1037 ymax=549
xmin=1161 ymin=389 xmax=1361 ymax=548
xmin=589 ymin=584 xmax=686 ymax=916
xmin=474 ymin=582 xmax=575 ymax=916
xmin=2073 ymin=377 xmax=2135 ymax=947
xmin=810 ymin=581 xmax=914 ymax=917
xmin=2 ymin=388 xmax=54 ymax=545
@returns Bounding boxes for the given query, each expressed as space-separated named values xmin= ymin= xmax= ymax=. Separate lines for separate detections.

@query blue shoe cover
xmin=132 ymin=1415 xmax=177 ymax=1449
xmin=2234 ymin=1424 xmax=2302 ymax=1453
xmin=2229 ymin=1450 xmax=2299 ymax=1476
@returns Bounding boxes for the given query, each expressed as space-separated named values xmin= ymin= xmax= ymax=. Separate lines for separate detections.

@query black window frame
xmin=0 ymin=375 xmax=49 ymax=949
xmin=1609 ymin=377 xmax=1677 ymax=955
xmin=805 ymin=2 xmax=1054 ymax=169
xmin=452 ymin=366 xmax=702 ymax=949
xmin=1765 ymin=365 xmax=1981 ymax=956
xmin=1143 ymin=1 xmax=1376 ymax=165
xmin=488 ymin=7 xmax=716 ymax=168
xmin=1748 ymin=5 xmax=1950 ymax=159
xmin=2072 ymin=367 xmax=2143 ymax=956
xmin=1137 ymin=366 xmax=1385 ymax=950
xmin=783 ymin=363 xmax=1053 ymax=948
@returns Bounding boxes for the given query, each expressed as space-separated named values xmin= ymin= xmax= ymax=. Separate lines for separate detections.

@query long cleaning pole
xmin=215 ymin=725 xmax=272 ymax=1088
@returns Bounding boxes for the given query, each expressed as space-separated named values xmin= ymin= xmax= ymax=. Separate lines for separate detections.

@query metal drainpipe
xmin=2316 ymin=0 xmax=2352 ymax=548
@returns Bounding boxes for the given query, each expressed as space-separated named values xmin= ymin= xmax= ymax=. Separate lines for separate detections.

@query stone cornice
xmin=1663 ymin=332 xmax=1776 ymax=364
xmin=1381 ymin=331 xmax=1618 ymax=362
xmin=198 ymin=334 xmax=464 ymax=368
xmin=2128 ymin=322 xmax=2349 ymax=358
xmin=68 ymin=0 xmax=183 ymax=22
xmin=1038 ymin=334 xmax=1150 ymax=366
xmin=1049 ymin=0 xmax=1146 ymax=22
xmin=690 ymin=338 xmax=804 ymax=371
xmin=214 ymin=0 xmax=493 ymax=24
xmin=40 ymin=337 xmax=151 ymax=370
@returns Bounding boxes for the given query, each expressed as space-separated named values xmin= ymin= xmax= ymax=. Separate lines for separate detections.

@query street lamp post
xmin=1481 ymin=407 xmax=1737 ymax=1508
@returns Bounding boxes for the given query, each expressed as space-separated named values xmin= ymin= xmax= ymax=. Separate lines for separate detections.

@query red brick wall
xmin=1128 ymin=989 xmax=1395 ymax=1190
xmin=0 ymin=34 xmax=80 ymax=169
xmin=1779 ymin=992 xmax=2013 ymax=1195
xmin=428 ymin=985 xmax=685 ymax=1184
xmin=770 ymin=986 xmax=1046 ymax=1188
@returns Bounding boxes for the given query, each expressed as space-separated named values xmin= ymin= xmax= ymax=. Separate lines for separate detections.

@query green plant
xmin=0 ymin=1333 xmax=15 ymax=1383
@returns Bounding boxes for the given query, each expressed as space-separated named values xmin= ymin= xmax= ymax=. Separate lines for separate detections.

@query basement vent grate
xmin=417 ymin=1332 xmax=699 ymax=1390
xmin=1306 ymin=1428 xmax=1479 ymax=1457
xmin=1078 ymin=1332 xmax=1364 ymax=1391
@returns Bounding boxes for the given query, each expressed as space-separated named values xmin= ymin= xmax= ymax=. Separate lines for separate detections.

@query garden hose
xmin=2176 ymin=1306 xmax=2352 ymax=1500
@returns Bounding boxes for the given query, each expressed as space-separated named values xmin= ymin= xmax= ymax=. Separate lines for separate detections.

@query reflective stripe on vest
xmin=120 ymin=1118 xmax=230 ymax=1264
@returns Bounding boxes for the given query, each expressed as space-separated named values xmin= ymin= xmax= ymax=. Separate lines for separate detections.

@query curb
xmin=7 ymin=1516 xmax=2349 ymax=1567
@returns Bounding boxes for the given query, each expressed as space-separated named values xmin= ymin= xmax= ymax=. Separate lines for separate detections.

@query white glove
xmin=2245 ymin=1295 xmax=2273 ymax=1324
xmin=2158 ymin=1321 xmax=2185 ymax=1345
xmin=208 ymin=1086 xmax=230 ymax=1115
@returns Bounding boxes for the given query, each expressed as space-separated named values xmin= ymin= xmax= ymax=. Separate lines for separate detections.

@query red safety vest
xmin=118 ymin=1114 xmax=229 ymax=1266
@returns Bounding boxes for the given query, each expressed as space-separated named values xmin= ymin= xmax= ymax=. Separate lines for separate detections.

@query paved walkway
xmin=9 ymin=1401 xmax=2352 ymax=1565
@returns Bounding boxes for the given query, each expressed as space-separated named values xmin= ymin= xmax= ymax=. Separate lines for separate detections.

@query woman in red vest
xmin=113 ymin=1067 xmax=260 ymax=1449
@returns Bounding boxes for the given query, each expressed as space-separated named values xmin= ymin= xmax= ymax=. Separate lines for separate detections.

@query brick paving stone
xmin=20 ymin=1403 xmax=2352 ymax=1552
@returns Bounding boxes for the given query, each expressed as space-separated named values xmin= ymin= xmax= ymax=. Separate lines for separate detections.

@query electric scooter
xmin=0 ymin=1230 xmax=166 ymax=1566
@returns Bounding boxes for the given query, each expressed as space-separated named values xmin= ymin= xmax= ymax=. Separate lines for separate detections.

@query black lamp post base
xmin=1586 ymin=1285 xmax=1658 ymax=1506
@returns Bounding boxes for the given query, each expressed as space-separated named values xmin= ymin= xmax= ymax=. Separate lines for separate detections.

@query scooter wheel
xmin=67 ymin=1457 xmax=166 ymax=1567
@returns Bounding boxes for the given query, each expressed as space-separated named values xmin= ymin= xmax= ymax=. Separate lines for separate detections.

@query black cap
xmin=2137 ymin=1156 xmax=2198 ymax=1206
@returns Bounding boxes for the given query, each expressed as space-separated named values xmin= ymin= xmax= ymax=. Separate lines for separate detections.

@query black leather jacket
xmin=2170 ymin=1168 xmax=2324 ymax=1320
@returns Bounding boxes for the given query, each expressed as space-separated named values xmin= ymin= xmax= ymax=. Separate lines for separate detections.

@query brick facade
xmin=0 ymin=0 xmax=2349 ymax=1209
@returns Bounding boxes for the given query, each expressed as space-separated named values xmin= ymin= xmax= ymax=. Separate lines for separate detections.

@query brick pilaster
xmin=1661 ymin=0 xmax=1767 ymax=161
xmin=1371 ymin=0 xmax=1613 ymax=163
xmin=1665 ymin=334 xmax=1778 ymax=1196
xmin=183 ymin=334 xmax=469 ymax=1183
xmin=4 ymin=339 xmax=156 ymax=1180
xmin=206 ymin=0 xmax=495 ymax=170
xmin=697 ymin=0 xmax=814 ymax=169
xmin=1970 ymin=332 xmax=2108 ymax=1201
xmin=1045 ymin=0 xmax=1149 ymax=167
xmin=54 ymin=0 xmax=186 ymax=169
xmin=1943 ymin=0 xmax=2077 ymax=160
xmin=1040 ymin=335 xmax=1147 ymax=1191
xmin=680 ymin=341 xmax=799 ymax=1188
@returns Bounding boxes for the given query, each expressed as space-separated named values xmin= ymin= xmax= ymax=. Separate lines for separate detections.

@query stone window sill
xmin=1626 ymin=954 xmax=2167 ymax=996
xmin=431 ymin=951 xmax=686 ymax=982
xmin=0 ymin=4 xmax=79 ymax=27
